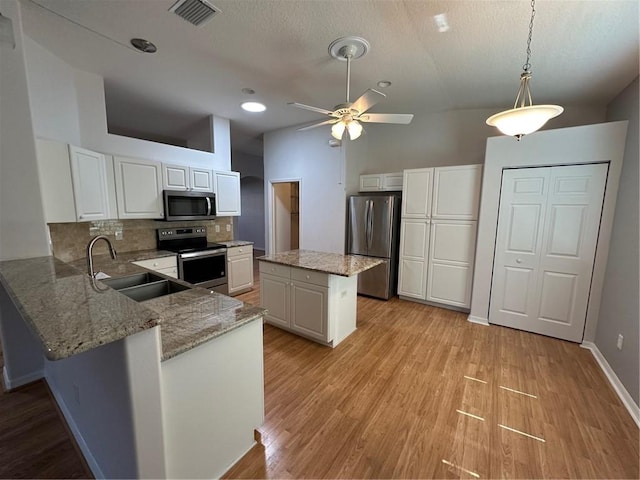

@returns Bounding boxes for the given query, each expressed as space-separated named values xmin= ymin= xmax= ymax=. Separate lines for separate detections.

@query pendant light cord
xmin=523 ymin=0 xmax=536 ymax=73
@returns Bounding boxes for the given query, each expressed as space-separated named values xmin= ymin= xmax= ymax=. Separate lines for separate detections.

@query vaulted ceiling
xmin=19 ymin=0 xmax=640 ymax=156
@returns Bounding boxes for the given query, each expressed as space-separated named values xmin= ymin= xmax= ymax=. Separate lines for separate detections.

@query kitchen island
xmin=258 ymin=250 xmax=383 ymax=347
xmin=0 ymin=255 xmax=265 ymax=479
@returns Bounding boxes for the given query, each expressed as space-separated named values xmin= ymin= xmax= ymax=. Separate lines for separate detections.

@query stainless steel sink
xmin=100 ymin=273 xmax=191 ymax=302
xmin=100 ymin=272 xmax=165 ymax=290
xmin=117 ymin=280 xmax=191 ymax=302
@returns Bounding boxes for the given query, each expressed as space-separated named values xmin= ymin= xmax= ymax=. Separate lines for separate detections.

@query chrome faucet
xmin=86 ymin=235 xmax=117 ymax=279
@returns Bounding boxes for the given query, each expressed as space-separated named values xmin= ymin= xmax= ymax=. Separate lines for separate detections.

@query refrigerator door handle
xmin=363 ymin=200 xmax=370 ymax=252
xmin=367 ymin=200 xmax=374 ymax=250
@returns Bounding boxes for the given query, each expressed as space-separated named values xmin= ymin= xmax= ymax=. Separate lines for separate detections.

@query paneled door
xmin=490 ymin=164 xmax=608 ymax=342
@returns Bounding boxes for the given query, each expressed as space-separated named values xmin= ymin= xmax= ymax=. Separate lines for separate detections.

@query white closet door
xmin=490 ymin=163 xmax=608 ymax=342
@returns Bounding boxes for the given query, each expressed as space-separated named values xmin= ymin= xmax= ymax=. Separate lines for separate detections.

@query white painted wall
xmin=0 ymin=1 xmax=49 ymax=261
xmin=22 ymin=37 xmax=81 ymax=145
xmin=232 ymin=151 xmax=265 ymax=250
xmin=264 ymin=126 xmax=346 ymax=254
xmin=22 ymin=36 xmax=231 ymax=170
xmin=469 ymin=122 xmax=628 ymax=348
xmin=595 ymin=77 xmax=639 ymax=405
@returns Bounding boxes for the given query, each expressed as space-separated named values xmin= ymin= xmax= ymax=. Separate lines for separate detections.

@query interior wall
xmin=345 ymin=105 xmax=607 ymax=193
xmin=22 ymin=36 xmax=231 ymax=170
xmin=0 ymin=1 xmax=50 ymax=261
xmin=264 ymin=126 xmax=346 ymax=254
xmin=595 ymin=77 xmax=639 ymax=405
xmin=232 ymin=151 xmax=265 ymax=250
xmin=469 ymin=122 xmax=628 ymax=346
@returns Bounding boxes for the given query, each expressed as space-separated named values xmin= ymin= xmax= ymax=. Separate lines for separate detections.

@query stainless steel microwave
xmin=163 ymin=190 xmax=217 ymax=221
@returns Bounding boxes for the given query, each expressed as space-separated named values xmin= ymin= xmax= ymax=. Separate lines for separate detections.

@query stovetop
xmin=156 ymin=226 xmax=226 ymax=254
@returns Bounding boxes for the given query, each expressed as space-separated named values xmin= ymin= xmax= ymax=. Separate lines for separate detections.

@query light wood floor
xmin=227 ymin=259 xmax=639 ymax=479
xmin=0 ymin=256 xmax=637 ymax=479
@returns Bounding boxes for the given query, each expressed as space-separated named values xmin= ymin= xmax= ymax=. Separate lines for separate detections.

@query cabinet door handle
xmin=516 ymin=258 xmax=522 ymax=264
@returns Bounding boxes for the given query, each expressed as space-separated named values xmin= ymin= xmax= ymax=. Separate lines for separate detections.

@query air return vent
xmin=169 ymin=0 xmax=220 ymax=26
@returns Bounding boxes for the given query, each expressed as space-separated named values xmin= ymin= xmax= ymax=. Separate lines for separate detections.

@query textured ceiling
xmin=19 ymin=0 xmax=640 ymax=156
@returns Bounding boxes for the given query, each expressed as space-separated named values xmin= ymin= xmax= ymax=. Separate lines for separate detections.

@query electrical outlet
xmin=115 ymin=230 xmax=123 ymax=240
xmin=215 ymin=225 xmax=220 ymax=233
xmin=226 ymin=224 xmax=231 ymax=232
xmin=617 ymin=334 xmax=624 ymax=350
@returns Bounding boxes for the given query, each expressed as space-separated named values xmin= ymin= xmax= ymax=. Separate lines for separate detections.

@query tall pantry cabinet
xmin=398 ymin=165 xmax=482 ymax=309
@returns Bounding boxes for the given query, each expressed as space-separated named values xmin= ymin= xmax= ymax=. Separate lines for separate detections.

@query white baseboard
xmin=581 ymin=342 xmax=639 ymax=427
xmin=467 ymin=315 xmax=489 ymax=326
xmin=46 ymin=379 xmax=105 ymax=479
xmin=2 ymin=366 xmax=43 ymax=391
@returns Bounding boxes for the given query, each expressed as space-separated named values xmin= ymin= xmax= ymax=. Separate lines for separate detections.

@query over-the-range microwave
xmin=163 ymin=190 xmax=217 ymax=221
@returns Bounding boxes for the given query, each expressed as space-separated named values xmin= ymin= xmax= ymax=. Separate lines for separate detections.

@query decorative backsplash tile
xmin=48 ymin=218 xmax=234 ymax=262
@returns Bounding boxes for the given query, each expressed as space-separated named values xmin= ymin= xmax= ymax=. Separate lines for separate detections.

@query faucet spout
xmin=86 ymin=235 xmax=118 ymax=279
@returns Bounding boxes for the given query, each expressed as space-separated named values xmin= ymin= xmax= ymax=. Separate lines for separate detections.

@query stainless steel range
xmin=157 ymin=226 xmax=227 ymax=294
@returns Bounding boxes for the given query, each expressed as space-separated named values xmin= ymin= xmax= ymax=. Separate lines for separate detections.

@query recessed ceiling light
xmin=377 ymin=80 xmax=392 ymax=88
xmin=433 ymin=13 xmax=450 ymax=33
xmin=130 ymin=38 xmax=157 ymax=53
xmin=241 ymin=101 xmax=266 ymax=113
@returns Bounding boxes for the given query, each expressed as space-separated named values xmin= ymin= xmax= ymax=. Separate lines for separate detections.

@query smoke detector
xmin=169 ymin=0 xmax=220 ymax=27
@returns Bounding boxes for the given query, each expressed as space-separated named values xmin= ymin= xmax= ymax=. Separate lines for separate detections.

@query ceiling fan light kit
xmin=486 ymin=0 xmax=563 ymax=140
xmin=289 ymin=36 xmax=414 ymax=141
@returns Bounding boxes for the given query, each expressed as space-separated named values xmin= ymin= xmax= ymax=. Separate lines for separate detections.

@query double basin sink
xmin=101 ymin=272 xmax=190 ymax=302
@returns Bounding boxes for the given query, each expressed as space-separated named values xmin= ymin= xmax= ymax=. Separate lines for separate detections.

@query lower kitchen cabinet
xmin=259 ymin=262 xmax=357 ymax=347
xmin=227 ymin=245 xmax=253 ymax=295
xmin=133 ymin=255 xmax=178 ymax=279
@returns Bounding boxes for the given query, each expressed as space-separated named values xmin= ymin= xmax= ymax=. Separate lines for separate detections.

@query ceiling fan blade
xmin=288 ymin=102 xmax=334 ymax=116
xmin=351 ymin=89 xmax=386 ymax=114
xmin=359 ymin=113 xmax=414 ymax=124
xmin=297 ymin=118 xmax=338 ymax=131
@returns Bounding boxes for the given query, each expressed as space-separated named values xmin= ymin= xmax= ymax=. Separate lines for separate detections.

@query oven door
xmin=178 ymin=249 xmax=228 ymax=294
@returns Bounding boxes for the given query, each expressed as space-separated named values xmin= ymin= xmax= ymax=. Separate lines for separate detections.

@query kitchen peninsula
xmin=0 ymin=255 xmax=265 ymax=479
xmin=258 ymin=249 xmax=383 ymax=346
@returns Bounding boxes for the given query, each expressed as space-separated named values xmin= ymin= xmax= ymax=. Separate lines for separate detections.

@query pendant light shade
xmin=486 ymin=0 xmax=562 ymax=139
xmin=331 ymin=118 xmax=363 ymax=141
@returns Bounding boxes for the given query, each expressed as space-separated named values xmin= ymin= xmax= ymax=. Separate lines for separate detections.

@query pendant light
xmin=486 ymin=0 xmax=563 ymax=140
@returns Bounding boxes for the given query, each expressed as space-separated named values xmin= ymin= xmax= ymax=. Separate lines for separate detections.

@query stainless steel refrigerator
xmin=347 ymin=193 xmax=401 ymax=300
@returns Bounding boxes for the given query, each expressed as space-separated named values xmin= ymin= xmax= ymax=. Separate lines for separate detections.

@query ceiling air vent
xmin=169 ymin=0 xmax=220 ymax=27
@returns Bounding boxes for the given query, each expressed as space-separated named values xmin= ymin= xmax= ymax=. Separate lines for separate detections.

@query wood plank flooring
xmin=0 ymin=253 xmax=637 ymax=479
xmin=227 ymin=260 xmax=639 ymax=479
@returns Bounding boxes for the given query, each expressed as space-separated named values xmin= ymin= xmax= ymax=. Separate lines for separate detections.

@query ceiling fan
xmin=289 ymin=36 xmax=414 ymax=141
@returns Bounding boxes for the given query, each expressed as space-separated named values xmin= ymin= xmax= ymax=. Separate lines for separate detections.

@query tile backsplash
xmin=48 ymin=218 xmax=234 ymax=262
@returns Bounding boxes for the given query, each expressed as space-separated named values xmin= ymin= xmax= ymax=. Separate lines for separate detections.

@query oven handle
xmin=206 ymin=197 xmax=212 ymax=216
xmin=180 ymin=248 xmax=226 ymax=259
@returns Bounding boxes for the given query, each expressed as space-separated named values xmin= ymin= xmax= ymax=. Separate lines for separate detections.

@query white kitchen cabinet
xmin=35 ymin=139 xmax=115 ymax=223
xmin=359 ymin=172 xmax=403 ymax=192
xmin=398 ymin=165 xmax=482 ymax=309
xmin=114 ymin=156 xmax=164 ymax=219
xmin=227 ymin=245 xmax=254 ymax=296
xmin=213 ymin=170 xmax=241 ymax=216
xmin=133 ymin=255 xmax=178 ymax=279
xmin=163 ymin=164 xmax=214 ymax=192
xmin=259 ymin=262 xmax=357 ymax=347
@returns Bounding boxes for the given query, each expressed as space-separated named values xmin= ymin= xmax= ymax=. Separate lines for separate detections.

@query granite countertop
xmin=0 ymin=253 xmax=264 ymax=362
xmin=218 ymin=240 xmax=254 ymax=248
xmin=257 ymin=249 xmax=384 ymax=277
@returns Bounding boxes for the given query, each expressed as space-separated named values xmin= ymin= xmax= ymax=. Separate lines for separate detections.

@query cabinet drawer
xmin=291 ymin=267 xmax=329 ymax=287
xmin=133 ymin=256 xmax=177 ymax=271
xmin=227 ymin=245 xmax=253 ymax=258
xmin=259 ymin=261 xmax=290 ymax=278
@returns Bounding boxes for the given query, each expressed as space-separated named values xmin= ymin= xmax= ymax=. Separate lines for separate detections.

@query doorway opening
xmin=271 ymin=181 xmax=300 ymax=253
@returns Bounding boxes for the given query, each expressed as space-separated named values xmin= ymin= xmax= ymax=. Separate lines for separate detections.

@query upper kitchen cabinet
xmin=114 ymin=156 xmax=164 ymax=219
xmin=36 ymin=139 xmax=114 ymax=223
xmin=213 ymin=170 xmax=241 ymax=216
xmin=401 ymin=168 xmax=433 ymax=218
xmin=162 ymin=164 xmax=214 ymax=192
xmin=431 ymin=165 xmax=483 ymax=220
xmin=359 ymin=172 xmax=403 ymax=192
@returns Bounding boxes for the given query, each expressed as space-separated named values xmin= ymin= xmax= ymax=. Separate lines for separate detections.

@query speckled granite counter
xmin=257 ymin=249 xmax=384 ymax=276
xmin=0 ymin=254 xmax=265 ymax=361
xmin=218 ymin=240 xmax=254 ymax=248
